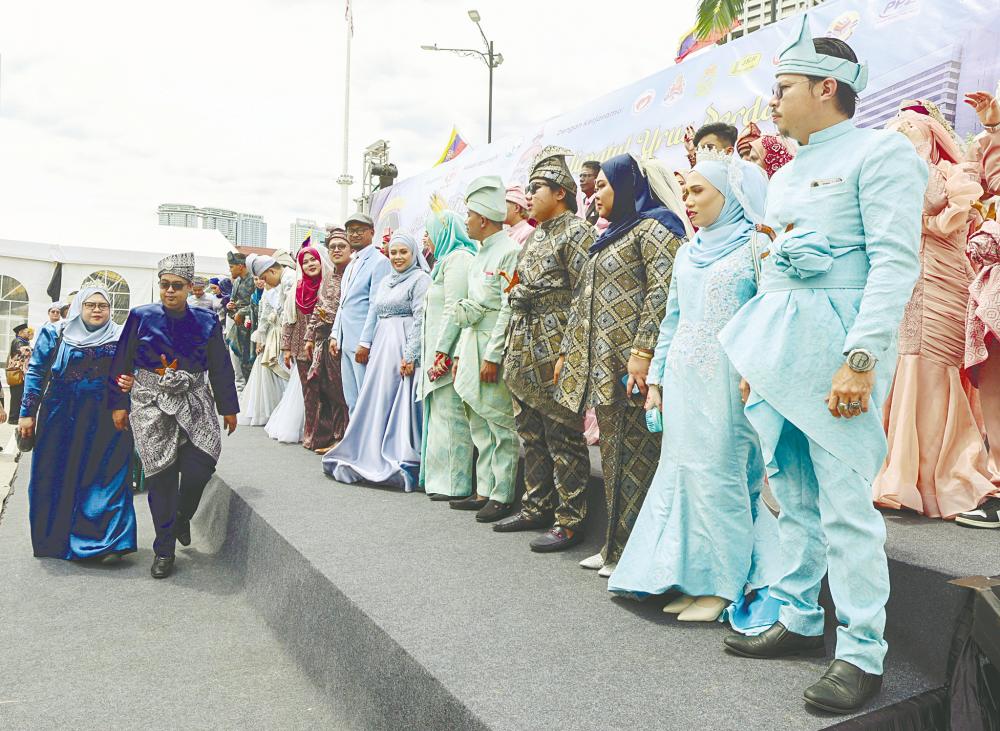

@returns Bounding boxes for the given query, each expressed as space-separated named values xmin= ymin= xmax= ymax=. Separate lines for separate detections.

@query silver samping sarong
xmin=130 ymin=368 xmax=222 ymax=477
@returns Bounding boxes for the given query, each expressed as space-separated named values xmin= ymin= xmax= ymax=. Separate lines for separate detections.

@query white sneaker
xmin=598 ymin=562 xmax=617 ymax=578
xmin=579 ymin=552 xmax=604 ymax=570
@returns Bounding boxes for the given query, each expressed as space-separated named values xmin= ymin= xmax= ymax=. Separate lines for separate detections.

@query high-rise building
xmin=157 ymin=203 xmax=200 ymax=228
xmin=200 ymin=207 xmax=239 ymax=244
xmin=157 ymin=203 xmax=268 ymax=247
xmin=722 ymin=0 xmax=825 ymax=42
xmin=290 ymin=218 xmax=321 ymax=251
xmin=237 ymin=213 xmax=268 ymax=248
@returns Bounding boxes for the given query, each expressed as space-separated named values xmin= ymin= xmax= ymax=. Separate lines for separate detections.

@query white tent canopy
xmin=0 ymin=225 xmax=236 ymax=275
xmin=0 ymin=226 xmax=238 ymax=349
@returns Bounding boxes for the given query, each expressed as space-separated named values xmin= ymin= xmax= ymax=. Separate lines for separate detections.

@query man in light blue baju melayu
xmin=332 ymin=212 xmax=392 ymax=413
xmin=718 ymin=16 xmax=927 ymax=715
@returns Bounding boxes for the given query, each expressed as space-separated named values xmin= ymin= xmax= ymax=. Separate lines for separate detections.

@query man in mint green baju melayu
xmin=449 ymin=176 xmax=521 ymax=524
xmin=718 ymin=16 xmax=927 ymax=715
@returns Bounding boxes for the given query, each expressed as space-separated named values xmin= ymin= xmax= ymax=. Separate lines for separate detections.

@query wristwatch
xmin=846 ymin=348 xmax=877 ymax=373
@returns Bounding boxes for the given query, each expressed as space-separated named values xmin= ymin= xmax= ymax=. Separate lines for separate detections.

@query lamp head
xmin=468 ymin=9 xmax=481 ymax=22
xmin=420 ymin=44 xmax=437 ymax=51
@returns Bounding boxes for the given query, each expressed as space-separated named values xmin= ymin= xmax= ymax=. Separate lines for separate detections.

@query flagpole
xmin=336 ymin=2 xmax=354 ymax=221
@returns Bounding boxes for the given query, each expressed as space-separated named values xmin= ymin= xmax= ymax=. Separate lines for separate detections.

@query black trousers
xmin=144 ymin=443 xmax=216 ymax=557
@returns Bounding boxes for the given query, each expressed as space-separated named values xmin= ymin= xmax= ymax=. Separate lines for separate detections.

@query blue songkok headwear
xmin=776 ymin=15 xmax=868 ymax=93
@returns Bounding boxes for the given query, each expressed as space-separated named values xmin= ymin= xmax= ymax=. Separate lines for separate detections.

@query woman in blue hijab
xmin=18 ymin=287 xmax=138 ymax=561
xmin=608 ymin=152 xmax=781 ymax=633
xmin=553 ymin=153 xmax=688 ymax=577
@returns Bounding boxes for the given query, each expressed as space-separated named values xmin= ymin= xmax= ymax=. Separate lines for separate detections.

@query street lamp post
xmin=421 ymin=9 xmax=503 ymax=143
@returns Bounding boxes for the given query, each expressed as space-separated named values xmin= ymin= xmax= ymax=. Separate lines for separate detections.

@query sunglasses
xmin=527 ymin=181 xmax=553 ymax=194
xmin=159 ymin=280 xmax=187 ymax=291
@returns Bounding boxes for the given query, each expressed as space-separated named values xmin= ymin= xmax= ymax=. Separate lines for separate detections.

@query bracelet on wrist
xmin=985 ymin=122 xmax=1000 ymax=133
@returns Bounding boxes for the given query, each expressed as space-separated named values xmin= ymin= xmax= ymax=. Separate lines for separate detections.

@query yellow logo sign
xmin=731 ymin=53 xmax=761 ymax=75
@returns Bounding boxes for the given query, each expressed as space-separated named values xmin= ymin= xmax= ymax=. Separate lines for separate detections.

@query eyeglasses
xmin=159 ymin=280 xmax=187 ymax=291
xmin=527 ymin=181 xmax=552 ymax=194
xmin=82 ymin=302 xmax=110 ymax=311
xmin=328 ymin=243 xmax=351 ymax=251
xmin=772 ymin=79 xmax=810 ymax=100
xmin=346 ymin=227 xmax=370 ymax=236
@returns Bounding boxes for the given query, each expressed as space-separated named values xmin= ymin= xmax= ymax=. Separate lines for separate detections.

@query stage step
xmin=194 ymin=427 xmax=987 ymax=730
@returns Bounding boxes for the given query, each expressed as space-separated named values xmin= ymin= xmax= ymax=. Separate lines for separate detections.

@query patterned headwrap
xmin=755 ymin=136 xmax=797 ymax=178
xmin=529 ymin=146 xmax=578 ymax=212
xmin=326 ymin=227 xmax=350 ymax=247
xmin=157 ymin=252 xmax=195 ymax=282
xmin=227 ymin=250 xmax=247 ymax=266
xmin=192 ymin=276 xmax=210 ymax=287
xmin=736 ymin=123 xmax=762 ymax=158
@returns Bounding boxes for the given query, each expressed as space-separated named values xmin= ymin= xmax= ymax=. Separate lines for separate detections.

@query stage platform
xmin=184 ymin=426 xmax=995 ymax=730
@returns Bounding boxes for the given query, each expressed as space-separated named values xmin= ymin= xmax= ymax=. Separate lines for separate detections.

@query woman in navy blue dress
xmin=18 ymin=287 xmax=137 ymax=560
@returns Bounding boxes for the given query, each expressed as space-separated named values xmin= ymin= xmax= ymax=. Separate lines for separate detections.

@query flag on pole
xmin=434 ymin=127 xmax=469 ymax=166
xmin=302 ymin=230 xmax=313 ymax=249
xmin=345 ymin=0 xmax=353 ymax=36
xmin=675 ymin=21 xmax=737 ymax=63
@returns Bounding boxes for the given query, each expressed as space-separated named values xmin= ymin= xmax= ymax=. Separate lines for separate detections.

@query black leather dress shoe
xmin=803 ymin=660 xmax=882 ymax=714
xmin=150 ymin=555 xmax=175 ymax=579
xmin=175 ymin=516 xmax=192 ymax=547
xmin=530 ymin=526 xmax=583 ymax=552
xmin=429 ymin=493 xmax=460 ymax=502
xmin=723 ymin=622 xmax=825 ymax=659
xmin=476 ymin=500 xmax=514 ymax=523
xmin=493 ymin=511 xmax=549 ymax=533
xmin=450 ymin=496 xmax=488 ymax=511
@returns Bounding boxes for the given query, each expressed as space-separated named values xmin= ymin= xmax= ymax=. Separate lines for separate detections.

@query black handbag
xmin=16 ymin=331 xmax=64 ymax=453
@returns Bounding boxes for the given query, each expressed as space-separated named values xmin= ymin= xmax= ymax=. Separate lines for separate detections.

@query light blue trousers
xmin=340 ymin=349 xmax=367 ymax=414
xmin=769 ymin=420 xmax=890 ymax=675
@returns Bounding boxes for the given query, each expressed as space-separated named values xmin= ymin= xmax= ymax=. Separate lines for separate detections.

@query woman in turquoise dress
xmin=608 ymin=153 xmax=780 ymax=631
xmin=18 ymin=287 xmax=137 ymax=561
xmin=419 ymin=205 xmax=478 ymax=499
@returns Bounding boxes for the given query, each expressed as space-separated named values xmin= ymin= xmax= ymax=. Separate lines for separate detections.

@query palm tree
xmin=694 ymin=0 xmax=774 ymax=39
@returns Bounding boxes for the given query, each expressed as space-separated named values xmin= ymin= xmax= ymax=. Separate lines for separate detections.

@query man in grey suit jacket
xmin=330 ymin=212 xmax=392 ymax=412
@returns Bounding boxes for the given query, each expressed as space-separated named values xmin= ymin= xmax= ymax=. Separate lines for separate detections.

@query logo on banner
xmin=633 ymin=89 xmax=656 ymax=115
xmin=827 ymin=11 xmax=861 ymax=39
xmin=662 ymin=75 xmax=685 ymax=106
xmin=876 ymin=0 xmax=919 ymax=23
xmin=731 ymin=53 xmax=761 ymax=75
xmin=697 ymin=65 xmax=718 ymax=96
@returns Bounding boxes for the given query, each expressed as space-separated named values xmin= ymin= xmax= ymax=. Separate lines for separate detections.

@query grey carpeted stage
xmin=3 ymin=427 xmax=995 ymax=729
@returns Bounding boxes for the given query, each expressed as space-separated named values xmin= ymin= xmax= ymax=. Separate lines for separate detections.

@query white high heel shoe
xmin=662 ymin=594 xmax=695 ymax=614
xmin=677 ymin=596 xmax=728 ymax=622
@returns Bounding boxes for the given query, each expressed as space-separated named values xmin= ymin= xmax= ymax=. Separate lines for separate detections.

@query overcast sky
xmin=0 ymin=0 xmax=696 ymax=247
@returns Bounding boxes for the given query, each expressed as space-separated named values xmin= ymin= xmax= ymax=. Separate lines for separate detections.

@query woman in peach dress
xmin=873 ymin=101 xmax=998 ymax=519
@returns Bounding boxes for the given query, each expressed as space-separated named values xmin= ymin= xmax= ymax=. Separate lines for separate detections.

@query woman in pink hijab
xmin=872 ymin=101 xmax=998 ymax=520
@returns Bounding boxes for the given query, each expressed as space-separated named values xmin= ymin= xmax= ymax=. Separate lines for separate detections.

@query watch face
xmin=848 ymin=350 xmax=873 ymax=371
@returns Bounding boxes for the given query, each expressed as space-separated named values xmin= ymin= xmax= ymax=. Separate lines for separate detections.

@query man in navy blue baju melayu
xmin=109 ymin=252 xmax=239 ymax=579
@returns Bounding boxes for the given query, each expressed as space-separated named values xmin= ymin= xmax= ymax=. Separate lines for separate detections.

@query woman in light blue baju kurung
xmin=323 ymin=233 xmax=431 ymax=491
xmin=609 ymin=156 xmax=779 ymax=632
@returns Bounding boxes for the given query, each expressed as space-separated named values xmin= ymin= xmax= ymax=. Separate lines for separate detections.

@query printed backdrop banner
xmin=370 ymin=0 xmax=999 ymax=241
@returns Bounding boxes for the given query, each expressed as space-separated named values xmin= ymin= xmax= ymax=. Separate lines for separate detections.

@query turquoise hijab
xmin=425 ymin=210 xmax=479 ymax=281
xmin=687 ymin=156 xmax=768 ymax=268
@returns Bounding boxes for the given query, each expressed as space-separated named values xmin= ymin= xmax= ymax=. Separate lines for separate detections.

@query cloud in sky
xmin=0 ymin=0 xmax=696 ymax=247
